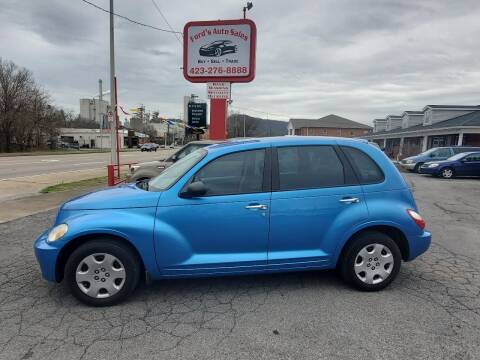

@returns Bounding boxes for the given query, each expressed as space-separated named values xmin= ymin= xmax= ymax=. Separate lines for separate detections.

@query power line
xmin=151 ymin=0 xmax=183 ymax=45
xmin=80 ymin=0 xmax=182 ymax=34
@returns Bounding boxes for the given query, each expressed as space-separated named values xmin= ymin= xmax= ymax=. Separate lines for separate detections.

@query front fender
xmin=54 ymin=207 xmax=160 ymax=278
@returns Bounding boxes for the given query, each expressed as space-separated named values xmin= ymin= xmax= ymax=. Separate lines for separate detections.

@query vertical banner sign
xmin=207 ymin=82 xmax=231 ymax=99
xmin=188 ymin=103 xmax=207 ymax=128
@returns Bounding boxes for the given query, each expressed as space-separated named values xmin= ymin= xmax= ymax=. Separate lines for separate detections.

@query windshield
xmin=149 ymin=149 xmax=206 ymax=191
xmin=447 ymin=152 xmax=471 ymax=161
xmin=176 ymin=143 xmax=207 ymax=160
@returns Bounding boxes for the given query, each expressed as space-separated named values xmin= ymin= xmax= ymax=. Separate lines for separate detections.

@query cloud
xmin=1 ymin=0 xmax=480 ymax=125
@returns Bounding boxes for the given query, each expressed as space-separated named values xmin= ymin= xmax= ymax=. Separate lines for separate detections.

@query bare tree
xmin=0 ymin=58 xmax=67 ymax=152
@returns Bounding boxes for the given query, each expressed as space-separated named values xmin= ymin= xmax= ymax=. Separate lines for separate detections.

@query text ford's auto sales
xmin=184 ymin=20 xmax=256 ymax=82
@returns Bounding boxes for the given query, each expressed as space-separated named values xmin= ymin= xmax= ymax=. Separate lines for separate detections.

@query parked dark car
xmin=199 ymin=40 xmax=237 ymax=57
xmin=140 ymin=143 xmax=159 ymax=152
xmin=419 ymin=151 xmax=480 ymax=178
xmin=130 ymin=140 xmax=220 ymax=181
xmin=399 ymin=146 xmax=480 ymax=172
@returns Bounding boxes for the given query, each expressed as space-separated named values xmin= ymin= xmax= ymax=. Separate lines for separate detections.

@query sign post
xmin=183 ymin=19 xmax=256 ymax=140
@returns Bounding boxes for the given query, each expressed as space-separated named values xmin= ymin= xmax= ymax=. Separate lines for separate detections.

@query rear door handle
xmin=245 ymin=204 xmax=268 ymax=210
xmin=339 ymin=197 xmax=360 ymax=204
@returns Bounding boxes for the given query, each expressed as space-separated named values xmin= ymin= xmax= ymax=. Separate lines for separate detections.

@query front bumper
xmin=418 ymin=166 xmax=439 ymax=175
xmin=407 ymin=230 xmax=432 ymax=261
xmin=34 ymin=230 xmax=61 ymax=282
xmin=399 ymin=162 xmax=416 ymax=170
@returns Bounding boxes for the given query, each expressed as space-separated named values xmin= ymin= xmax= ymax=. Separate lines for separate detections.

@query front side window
xmin=465 ymin=153 xmax=480 ymax=162
xmin=277 ymin=146 xmax=345 ymax=190
xmin=192 ymin=149 xmax=265 ymax=196
xmin=149 ymin=149 xmax=206 ymax=191
xmin=341 ymin=146 xmax=384 ymax=184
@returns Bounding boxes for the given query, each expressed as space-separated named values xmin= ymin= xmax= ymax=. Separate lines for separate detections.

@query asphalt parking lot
xmin=1 ymin=172 xmax=479 ymax=360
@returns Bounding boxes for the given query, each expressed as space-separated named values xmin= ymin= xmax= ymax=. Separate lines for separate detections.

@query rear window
xmin=341 ymin=146 xmax=384 ymax=184
xmin=276 ymin=146 xmax=346 ymax=190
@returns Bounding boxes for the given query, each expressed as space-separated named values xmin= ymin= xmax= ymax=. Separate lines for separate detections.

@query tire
xmin=340 ymin=231 xmax=401 ymax=291
xmin=413 ymin=163 xmax=423 ymax=173
xmin=64 ymin=239 xmax=141 ymax=306
xmin=440 ymin=167 xmax=455 ymax=179
xmin=215 ymin=48 xmax=222 ymax=57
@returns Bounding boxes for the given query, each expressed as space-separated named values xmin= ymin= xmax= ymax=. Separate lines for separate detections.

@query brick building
xmin=288 ymin=114 xmax=372 ymax=137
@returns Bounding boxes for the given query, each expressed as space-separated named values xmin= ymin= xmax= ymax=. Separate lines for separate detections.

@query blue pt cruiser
xmin=34 ymin=137 xmax=431 ymax=306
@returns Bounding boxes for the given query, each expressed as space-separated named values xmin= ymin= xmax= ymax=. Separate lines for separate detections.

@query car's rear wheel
xmin=65 ymin=239 xmax=141 ymax=306
xmin=340 ymin=231 xmax=401 ymax=291
xmin=215 ymin=48 xmax=221 ymax=56
xmin=440 ymin=167 xmax=454 ymax=179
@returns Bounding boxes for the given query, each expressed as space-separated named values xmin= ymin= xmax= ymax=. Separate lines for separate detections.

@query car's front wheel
xmin=440 ymin=167 xmax=454 ymax=179
xmin=413 ymin=163 xmax=423 ymax=173
xmin=65 ymin=239 xmax=141 ymax=306
xmin=340 ymin=231 xmax=401 ymax=291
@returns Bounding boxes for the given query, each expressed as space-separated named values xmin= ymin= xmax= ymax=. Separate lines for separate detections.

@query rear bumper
xmin=399 ymin=162 xmax=416 ymax=170
xmin=407 ymin=230 xmax=431 ymax=261
xmin=34 ymin=230 xmax=61 ymax=282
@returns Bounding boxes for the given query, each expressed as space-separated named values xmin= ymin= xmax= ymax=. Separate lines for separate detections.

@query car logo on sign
xmin=199 ymin=40 xmax=238 ymax=57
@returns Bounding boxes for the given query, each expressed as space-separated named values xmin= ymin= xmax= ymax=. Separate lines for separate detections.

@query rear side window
xmin=341 ymin=146 xmax=384 ymax=184
xmin=192 ymin=149 xmax=265 ymax=196
xmin=276 ymin=146 xmax=346 ymax=190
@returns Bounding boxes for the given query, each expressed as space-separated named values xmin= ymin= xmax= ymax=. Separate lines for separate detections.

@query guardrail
xmin=106 ymin=163 xmax=137 ymax=186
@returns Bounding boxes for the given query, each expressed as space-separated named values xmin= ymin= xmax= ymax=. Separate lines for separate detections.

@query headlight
xmin=428 ymin=163 xmax=439 ymax=168
xmin=47 ymin=224 xmax=68 ymax=243
xmin=405 ymin=159 xmax=414 ymax=164
xmin=130 ymin=165 xmax=140 ymax=173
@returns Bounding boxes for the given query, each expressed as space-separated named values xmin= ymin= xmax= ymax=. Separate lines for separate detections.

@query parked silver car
xmin=130 ymin=140 xmax=220 ymax=181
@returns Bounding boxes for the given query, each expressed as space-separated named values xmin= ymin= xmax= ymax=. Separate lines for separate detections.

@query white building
xmin=59 ymin=128 xmax=147 ymax=149
xmin=79 ymin=99 xmax=109 ymax=123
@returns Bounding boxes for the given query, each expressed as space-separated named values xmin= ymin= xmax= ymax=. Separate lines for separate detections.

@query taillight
xmin=407 ymin=209 xmax=425 ymax=230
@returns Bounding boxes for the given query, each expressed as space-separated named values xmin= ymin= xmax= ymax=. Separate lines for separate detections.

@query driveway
xmin=0 ymin=173 xmax=479 ymax=359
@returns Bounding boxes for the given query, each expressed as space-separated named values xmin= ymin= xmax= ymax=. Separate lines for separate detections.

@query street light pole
xmin=109 ymin=0 xmax=118 ymax=166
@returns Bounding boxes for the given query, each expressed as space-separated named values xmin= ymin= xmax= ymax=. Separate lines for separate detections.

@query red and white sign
xmin=207 ymin=82 xmax=230 ymax=99
xmin=107 ymin=111 xmax=114 ymax=123
xmin=183 ymin=19 xmax=256 ymax=83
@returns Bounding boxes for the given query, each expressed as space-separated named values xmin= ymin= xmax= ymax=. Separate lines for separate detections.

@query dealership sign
xmin=207 ymin=82 xmax=230 ymax=99
xmin=187 ymin=103 xmax=207 ymax=128
xmin=183 ymin=19 xmax=256 ymax=83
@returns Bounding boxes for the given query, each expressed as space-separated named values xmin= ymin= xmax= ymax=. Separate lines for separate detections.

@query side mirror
xmin=170 ymin=154 xmax=177 ymax=162
xmin=180 ymin=181 xmax=207 ymax=198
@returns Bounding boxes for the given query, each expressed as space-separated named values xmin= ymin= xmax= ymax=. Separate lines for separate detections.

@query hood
xmin=424 ymin=159 xmax=451 ymax=165
xmin=62 ymin=184 xmax=161 ymax=210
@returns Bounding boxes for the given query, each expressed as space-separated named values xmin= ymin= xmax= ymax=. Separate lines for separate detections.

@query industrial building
xmin=288 ymin=114 xmax=372 ymax=137
xmin=364 ymin=105 xmax=480 ymax=159
xmin=79 ymin=98 xmax=109 ymax=123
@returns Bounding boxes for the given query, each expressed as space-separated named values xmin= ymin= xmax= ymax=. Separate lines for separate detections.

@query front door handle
xmin=339 ymin=197 xmax=360 ymax=204
xmin=245 ymin=204 xmax=268 ymax=210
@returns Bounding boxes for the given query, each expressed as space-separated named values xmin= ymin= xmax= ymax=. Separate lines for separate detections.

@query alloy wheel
xmin=75 ymin=253 xmax=126 ymax=299
xmin=442 ymin=168 xmax=453 ymax=178
xmin=354 ymin=243 xmax=394 ymax=285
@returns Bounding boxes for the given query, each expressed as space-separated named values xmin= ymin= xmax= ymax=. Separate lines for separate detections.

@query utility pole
xmin=99 ymin=79 xmax=103 ymax=150
xmin=109 ymin=0 xmax=118 ymax=166
xmin=243 ymin=113 xmax=246 ymax=137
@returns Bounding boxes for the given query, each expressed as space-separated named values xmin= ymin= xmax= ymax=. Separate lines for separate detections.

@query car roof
xmin=205 ymin=136 xmax=369 ymax=151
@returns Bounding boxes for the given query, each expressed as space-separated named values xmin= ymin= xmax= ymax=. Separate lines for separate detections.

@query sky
xmin=1 ymin=0 xmax=480 ymax=125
